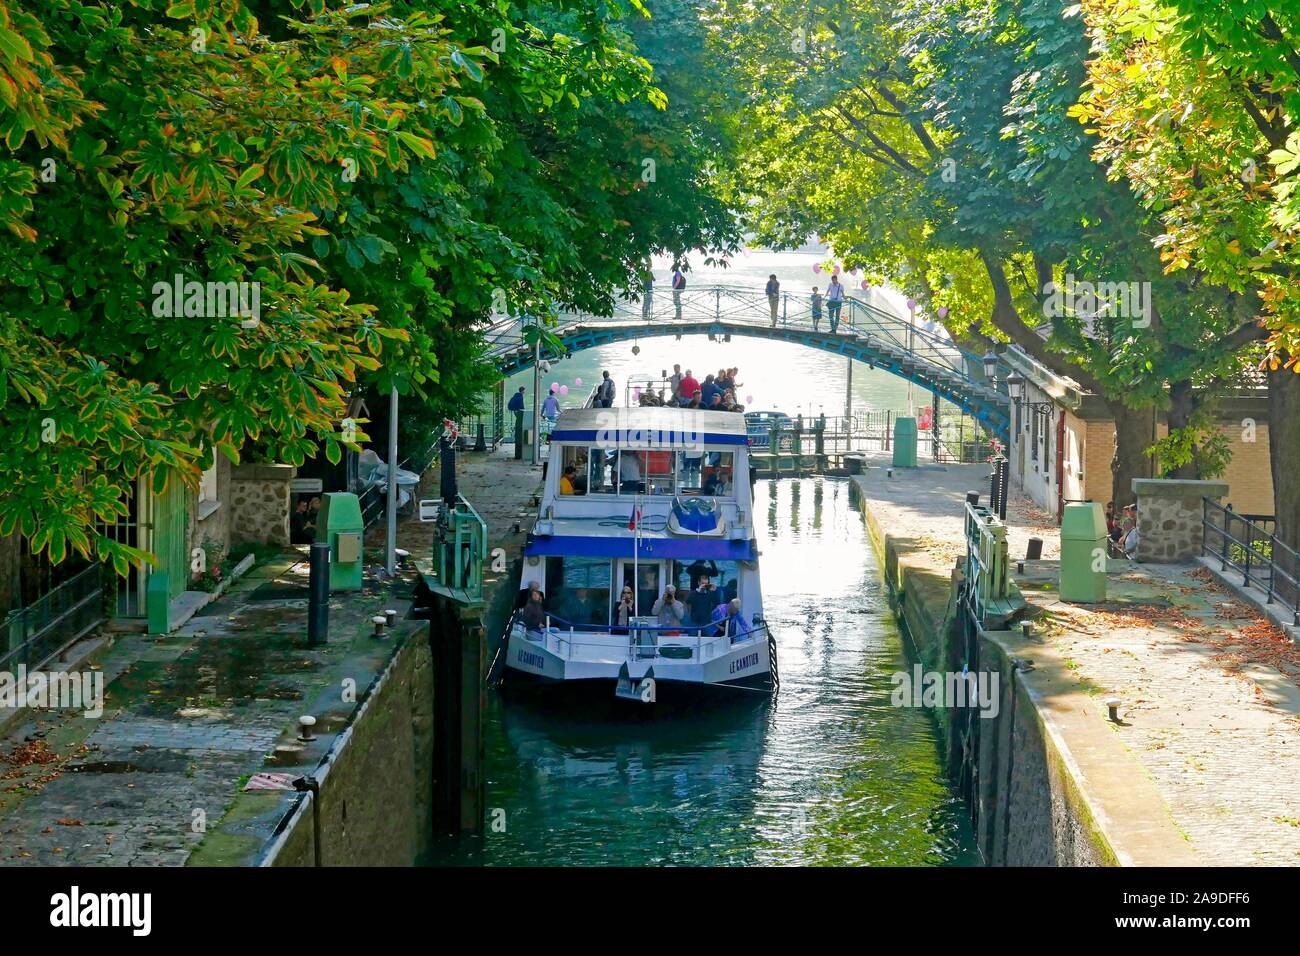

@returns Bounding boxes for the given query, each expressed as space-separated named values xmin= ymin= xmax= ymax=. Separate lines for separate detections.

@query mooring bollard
xmin=307 ymin=541 xmax=330 ymax=646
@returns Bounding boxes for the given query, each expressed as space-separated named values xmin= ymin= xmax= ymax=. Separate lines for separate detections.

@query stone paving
xmin=0 ymin=552 xmax=415 ymax=866
xmin=853 ymin=452 xmax=1300 ymax=866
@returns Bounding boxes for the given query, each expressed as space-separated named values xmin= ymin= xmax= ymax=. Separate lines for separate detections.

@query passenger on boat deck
xmin=685 ymin=559 xmax=719 ymax=590
xmin=652 ymin=586 xmax=685 ymax=632
xmin=613 ymin=586 xmax=636 ymax=633
xmin=521 ymin=589 xmax=546 ymax=634
xmin=515 ymin=579 xmax=542 ymax=610
xmin=559 ymin=465 xmax=577 ymax=495
xmin=685 ymin=574 xmax=722 ymax=629
xmin=723 ymin=598 xmax=751 ymax=642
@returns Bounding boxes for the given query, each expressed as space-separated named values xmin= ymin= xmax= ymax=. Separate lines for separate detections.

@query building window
xmin=197 ymin=458 xmax=220 ymax=519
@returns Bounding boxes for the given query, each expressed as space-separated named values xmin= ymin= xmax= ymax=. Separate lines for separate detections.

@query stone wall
xmin=1132 ymin=478 xmax=1228 ymax=563
xmin=229 ymin=464 xmax=295 ymax=548
xmin=266 ymin=633 xmax=434 ymax=866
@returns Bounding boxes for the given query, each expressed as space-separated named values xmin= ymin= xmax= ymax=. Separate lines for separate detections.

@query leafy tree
xmin=1073 ymin=0 xmax=1300 ymax=549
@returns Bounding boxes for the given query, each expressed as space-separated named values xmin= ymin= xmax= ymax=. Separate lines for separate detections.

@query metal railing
xmin=1202 ymin=499 xmax=1299 ymax=625
xmin=513 ymin=610 xmax=770 ymax=663
xmin=358 ymin=435 xmax=442 ymax=531
xmin=483 ymin=285 xmax=988 ymax=383
xmin=1 ymin=564 xmax=104 ymax=672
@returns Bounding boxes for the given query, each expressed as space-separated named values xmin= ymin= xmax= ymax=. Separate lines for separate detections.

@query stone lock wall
xmin=229 ymin=464 xmax=296 ymax=548
xmin=1132 ymin=478 xmax=1228 ymax=563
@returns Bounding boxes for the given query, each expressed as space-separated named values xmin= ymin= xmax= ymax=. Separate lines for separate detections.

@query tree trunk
xmin=1268 ymin=362 xmax=1300 ymax=554
xmin=1166 ymin=379 xmax=1198 ymax=479
xmin=1112 ymin=407 xmax=1154 ymax=508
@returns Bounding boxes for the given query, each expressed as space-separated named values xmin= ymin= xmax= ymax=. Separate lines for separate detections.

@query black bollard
xmin=307 ymin=541 xmax=330 ymax=646
xmin=474 ymin=422 xmax=486 ymax=452
xmin=440 ymin=433 xmax=458 ymax=506
xmin=1026 ymin=537 xmax=1043 ymax=561
xmin=966 ymin=491 xmax=980 ymax=508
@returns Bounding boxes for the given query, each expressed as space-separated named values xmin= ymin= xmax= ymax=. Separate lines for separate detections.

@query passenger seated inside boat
xmin=559 ymin=465 xmax=577 ymax=495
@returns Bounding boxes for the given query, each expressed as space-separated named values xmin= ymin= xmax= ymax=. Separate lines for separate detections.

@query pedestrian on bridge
xmin=641 ymin=270 xmax=654 ymax=321
xmin=672 ymin=265 xmax=686 ymax=319
xmin=827 ymin=274 xmax=845 ymax=332
xmin=811 ymin=286 xmax=823 ymax=330
xmin=765 ymin=274 xmax=781 ymax=326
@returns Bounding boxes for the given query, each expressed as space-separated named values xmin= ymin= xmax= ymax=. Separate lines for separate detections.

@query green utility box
xmin=892 ymin=417 xmax=918 ymax=468
xmin=316 ymin=492 xmax=364 ymax=591
xmin=1059 ymin=501 xmax=1108 ymax=603
xmin=146 ymin=571 xmax=170 ymax=635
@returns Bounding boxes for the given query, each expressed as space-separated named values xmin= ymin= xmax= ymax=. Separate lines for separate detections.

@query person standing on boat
xmin=597 ymin=370 xmax=615 ymax=408
xmin=686 ymin=574 xmax=722 ymax=632
xmin=614 ymin=585 xmax=636 ymax=634
xmin=669 ymin=364 xmax=683 ymax=398
xmin=652 ymin=586 xmax=685 ymax=633
xmin=521 ymin=589 xmax=546 ymax=636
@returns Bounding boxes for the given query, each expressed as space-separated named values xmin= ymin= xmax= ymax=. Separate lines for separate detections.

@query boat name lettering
xmin=516 ymin=650 xmax=546 ymax=669
xmin=730 ymin=652 xmax=760 ymax=674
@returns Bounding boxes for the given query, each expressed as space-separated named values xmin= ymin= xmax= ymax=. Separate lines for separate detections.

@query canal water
xmin=441 ymin=477 xmax=980 ymax=866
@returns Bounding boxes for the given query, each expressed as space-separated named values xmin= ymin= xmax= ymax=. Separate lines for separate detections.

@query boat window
xmin=674 ymin=559 xmax=739 ymax=601
xmin=677 ymin=450 xmax=735 ymax=496
xmin=620 ymin=449 xmax=674 ymax=495
xmin=619 ymin=560 xmax=661 ymax=617
xmin=559 ymin=446 xmax=586 ymax=495
xmin=545 ymin=557 xmax=610 ymax=627
xmin=586 ymin=447 xmax=617 ymax=495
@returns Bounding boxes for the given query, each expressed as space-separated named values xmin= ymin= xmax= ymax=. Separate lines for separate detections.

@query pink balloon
xmin=746 ymin=395 xmax=754 ymax=405
xmin=849 ymin=268 xmax=859 ymax=276
xmin=559 ymin=385 xmax=569 ymax=396
xmin=574 ymin=377 xmax=583 ymax=387
xmin=860 ymin=280 xmax=870 ymax=291
xmin=632 ymin=388 xmax=642 ymax=402
xmin=812 ymin=263 xmax=822 ymax=274
xmin=906 ymin=298 xmax=917 ymax=311
xmin=937 ymin=306 xmax=949 ymax=319
xmin=549 ymin=382 xmax=559 ymax=393
xmin=832 ymin=265 xmax=841 ymax=276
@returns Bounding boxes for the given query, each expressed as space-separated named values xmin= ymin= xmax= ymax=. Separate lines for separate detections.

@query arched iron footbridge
xmin=484 ymin=286 xmax=1011 ymax=440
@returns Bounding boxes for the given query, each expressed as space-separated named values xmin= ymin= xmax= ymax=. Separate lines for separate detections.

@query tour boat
xmin=499 ymin=406 xmax=778 ymax=701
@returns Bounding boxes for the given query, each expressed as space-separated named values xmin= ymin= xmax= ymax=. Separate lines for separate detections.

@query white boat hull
xmin=503 ymin=622 xmax=771 ymax=688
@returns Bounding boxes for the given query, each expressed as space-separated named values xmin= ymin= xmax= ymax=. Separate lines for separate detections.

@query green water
xmin=440 ymin=477 xmax=980 ymax=866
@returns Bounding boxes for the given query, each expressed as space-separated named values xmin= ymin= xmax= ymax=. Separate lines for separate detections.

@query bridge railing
xmin=481 ymin=286 xmax=976 ymax=378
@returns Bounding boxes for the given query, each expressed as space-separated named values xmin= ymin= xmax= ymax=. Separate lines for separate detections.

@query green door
xmin=149 ymin=472 xmax=189 ymax=599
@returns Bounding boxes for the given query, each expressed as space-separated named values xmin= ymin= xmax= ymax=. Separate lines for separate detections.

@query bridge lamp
xmin=982 ymin=350 xmax=999 ymax=382
xmin=1005 ymin=373 xmax=1025 ymax=402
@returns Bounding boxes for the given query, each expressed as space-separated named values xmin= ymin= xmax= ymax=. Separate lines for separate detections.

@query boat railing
xmin=516 ymin=611 xmax=767 ymax=663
